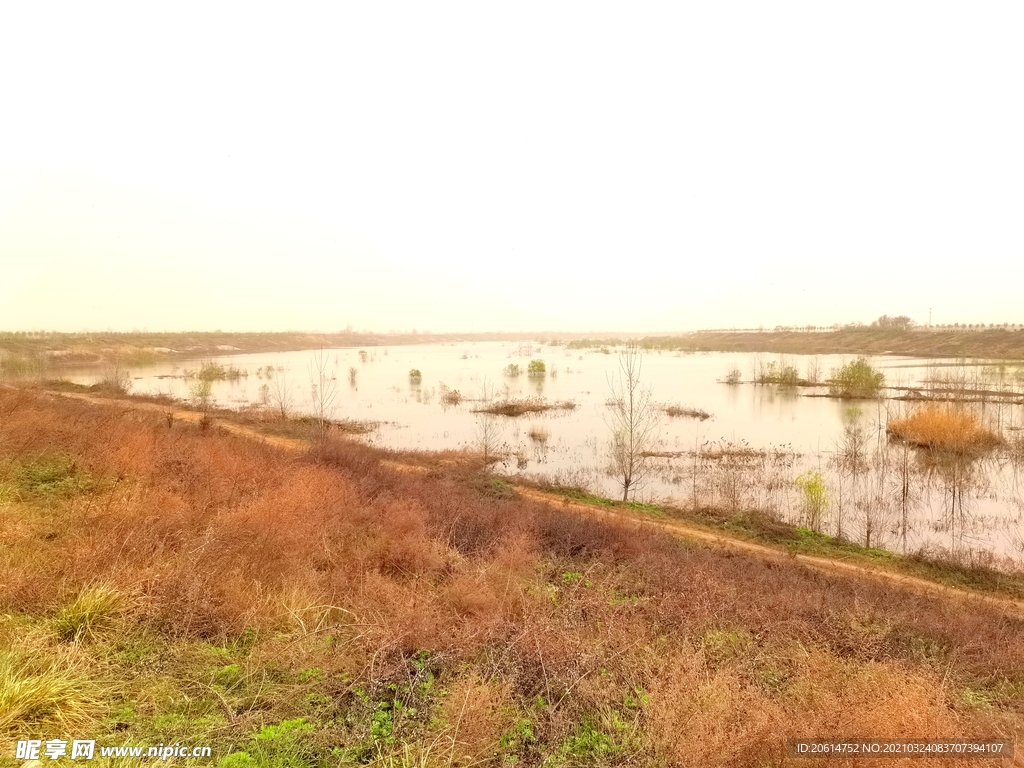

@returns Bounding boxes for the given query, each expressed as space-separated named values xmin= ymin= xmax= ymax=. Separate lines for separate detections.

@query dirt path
xmin=49 ymin=390 xmax=1024 ymax=619
xmin=53 ymin=391 xmax=307 ymax=451
xmin=511 ymin=486 xmax=1024 ymax=619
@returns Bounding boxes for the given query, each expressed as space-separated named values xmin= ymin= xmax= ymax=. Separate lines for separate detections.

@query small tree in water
xmin=606 ymin=344 xmax=660 ymax=501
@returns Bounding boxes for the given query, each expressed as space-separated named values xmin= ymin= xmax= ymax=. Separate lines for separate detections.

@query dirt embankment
xmin=4 ymin=385 xmax=1022 ymax=765
xmin=0 ymin=330 xmax=612 ymax=366
xmin=46 ymin=388 xmax=1024 ymax=619
xmin=637 ymin=329 xmax=1024 ymax=359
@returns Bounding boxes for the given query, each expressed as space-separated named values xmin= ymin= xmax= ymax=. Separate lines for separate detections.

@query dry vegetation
xmin=0 ymin=389 xmax=1021 ymax=765
xmin=0 ymin=332 xmax=606 ymax=369
xmin=473 ymin=398 xmax=576 ymax=418
xmin=887 ymin=406 xmax=1003 ymax=454
xmin=662 ymin=405 xmax=711 ymax=420
xmin=527 ymin=425 xmax=550 ymax=444
xmin=625 ymin=328 xmax=1024 ymax=360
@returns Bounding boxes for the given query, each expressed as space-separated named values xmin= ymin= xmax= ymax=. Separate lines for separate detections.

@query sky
xmin=1 ymin=2 xmax=1022 ymax=333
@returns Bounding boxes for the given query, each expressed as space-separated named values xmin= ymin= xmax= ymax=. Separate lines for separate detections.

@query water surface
xmin=60 ymin=343 xmax=1024 ymax=565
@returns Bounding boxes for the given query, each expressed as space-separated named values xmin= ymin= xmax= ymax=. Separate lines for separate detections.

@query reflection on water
xmin=49 ymin=343 xmax=1024 ymax=566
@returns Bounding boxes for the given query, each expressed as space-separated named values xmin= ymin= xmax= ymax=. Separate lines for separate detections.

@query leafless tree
xmin=829 ymin=412 xmax=870 ymax=540
xmin=475 ymin=377 xmax=503 ymax=463
xmin=691 ymin=425 xmax=707 ymax=511
xmin=475 ymin=414 xmax=503 ymax=465
xmin=308 ymin=348 xmax=338 ymax=441
xmin=806 ymin=356 xmax=823 ymax=385
xmin=99 ymin=358 xmax=132 ymax=395
xmin=751 ymin=353 xmax=767 ymax=383
xmin=606 ymin=344 xmax=660 ymax=502
xmin=268 ymin=367 xmax=293 ymax=420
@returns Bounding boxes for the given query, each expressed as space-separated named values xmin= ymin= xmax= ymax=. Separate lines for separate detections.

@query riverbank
xmin=1 ymin=385 xmax=1020 ymax=765
xmin=571 ymin=328 xmax=1024 ymax=360
xmin=0 ymin=330 xmax=612 ymax=368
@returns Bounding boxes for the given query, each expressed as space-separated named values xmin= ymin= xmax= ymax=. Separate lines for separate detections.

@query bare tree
xmin=268 ymin=367 xmax=293 ymax=420
xmin=606 ymin=344 xmax=660 ymax=502
xmin=806 ymin=356 xmax=823 ymax=385
xmin=475 ymin=414 xmax=503 ymax=465
xmin=751 ymin=353 xmax=767 ymax=384
xmin=691 ymin=425 xmax=707 ymax=511
xmin=99 ymin=358 xmax=132 ymax=395
xmin=475 ymin=377 xmax=502 ymax=464
xmin=308 ymin=348 xmax=338 ymax=441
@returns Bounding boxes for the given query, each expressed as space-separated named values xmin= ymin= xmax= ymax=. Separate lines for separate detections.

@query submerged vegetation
xmin=473 ymin=398 xmax=576 ymax=417
xmin=184 ymin=361 xmax=247 ymax=381
xmin=753 ymin=357 xmax=801 ymax=386
xmin=438 ymin=383 xmax=462 ymax=405
xmin=662 ymin=404 xmax=711 ymax=420
xmin=829 ymin=356 xmax=885 ymax=398
xmin=0 ymin=352 xmax=48 ymax=378
xmin=527 ymin=424 xmax=549 ymax=443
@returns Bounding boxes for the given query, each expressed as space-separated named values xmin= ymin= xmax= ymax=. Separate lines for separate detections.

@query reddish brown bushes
xmin=0 ymin=388 xmax=1020 ymax=759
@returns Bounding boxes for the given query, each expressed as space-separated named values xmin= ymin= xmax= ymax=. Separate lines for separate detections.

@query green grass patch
xmin=472 ymin=476 xmax=520 ymax=501
xmin=787 ymin=527 xmax=895 ymax=560
xmin=218 ymin=718 xmax=315 ymax=768
xmin=3 ymin=454 xmax=95 ymax=499
xmin=499 ymin=718 xmax=536 ymax=760
xmin=542 ymin=485 xmax=666 ymax=517
xmin=550 ymin=711 xmax=640 ymax=766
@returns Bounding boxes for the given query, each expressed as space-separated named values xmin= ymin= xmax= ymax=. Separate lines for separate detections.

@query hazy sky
xmin=2 ymin=3 xmax=1022 ymax=333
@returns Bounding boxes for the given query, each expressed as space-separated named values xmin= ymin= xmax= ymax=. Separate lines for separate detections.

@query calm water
xmin=61 ymin=343 xmax=1024 ymax=565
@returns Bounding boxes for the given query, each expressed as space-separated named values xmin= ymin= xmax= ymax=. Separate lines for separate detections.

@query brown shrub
xmin=646 ymin=646 xmax=983 ymax=767
xmin=888 ymin=405 xmax=1001 ymax=453
xmin=440 ymin=675 xmax=512 ymax=762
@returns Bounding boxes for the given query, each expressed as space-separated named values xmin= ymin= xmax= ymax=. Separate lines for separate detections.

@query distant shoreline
xmin=570 ymin=328 xmax=1024 ymax=361
xmin=3 ymin=327 xmax=1024 ymax=366
xmin=0 ymin=330 xmax=623 ymax=366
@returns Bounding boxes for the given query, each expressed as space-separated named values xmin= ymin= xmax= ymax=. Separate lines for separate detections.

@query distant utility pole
xmin=929 ymin=308 xmax=932 ymax=327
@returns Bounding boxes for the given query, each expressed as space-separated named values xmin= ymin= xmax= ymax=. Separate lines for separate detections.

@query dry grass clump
xmin=52 ymin=585 xmax=129 ymax=642
xmin=888 ymin=405 xmax=1001 ymax=453
xmin=473 ymin=398 xmax=575 ymax=417
xmin=646 ymin=644 xmax=978 ymax=767
xmin=0 ymin=648 xmax=104 ymax=732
